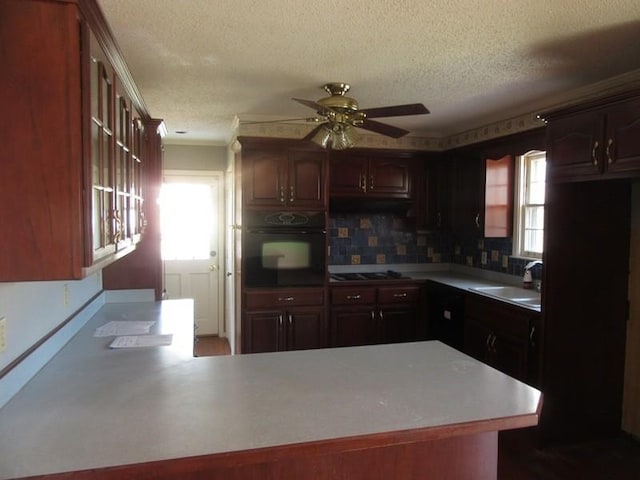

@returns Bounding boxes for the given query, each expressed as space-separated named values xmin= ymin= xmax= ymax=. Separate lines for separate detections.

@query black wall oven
xmin=243 ymin=211 xmax=326 ymax=288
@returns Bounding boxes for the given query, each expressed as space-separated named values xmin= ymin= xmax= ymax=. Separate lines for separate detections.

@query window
xmin=513 ymin=150 xmax=546 ymax=259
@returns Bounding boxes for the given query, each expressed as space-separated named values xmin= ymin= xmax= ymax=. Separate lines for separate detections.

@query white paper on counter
xmin=109 ymin=334 xmax=173 ymax=348
xmin=93 ymin=321 xmax=156 ymax=337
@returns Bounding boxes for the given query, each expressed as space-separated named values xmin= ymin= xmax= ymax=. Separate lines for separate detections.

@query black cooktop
xmin=330 ymin=270 xmax=409 ymax=281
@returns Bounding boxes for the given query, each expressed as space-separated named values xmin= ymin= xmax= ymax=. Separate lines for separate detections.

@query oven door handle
xmin=246 ymin=228 xmax=326 ymax=235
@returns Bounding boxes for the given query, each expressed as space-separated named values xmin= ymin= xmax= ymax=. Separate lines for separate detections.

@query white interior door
xmin=160 ymin=171 xmax=224 ymax=336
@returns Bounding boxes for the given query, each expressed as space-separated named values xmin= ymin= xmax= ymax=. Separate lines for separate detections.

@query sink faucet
xmin=524 ymin=260 xmax=543 ymax=271
xmin=524 ymin=260 xmax=543 ymax=291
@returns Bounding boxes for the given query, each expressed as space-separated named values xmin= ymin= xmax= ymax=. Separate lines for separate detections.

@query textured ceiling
xmin=97 ymin=0 xmax=640 ymax=146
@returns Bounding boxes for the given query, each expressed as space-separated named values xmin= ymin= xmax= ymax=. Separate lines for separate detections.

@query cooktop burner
xmin=330 ymin=270 xmax=409 ymax=281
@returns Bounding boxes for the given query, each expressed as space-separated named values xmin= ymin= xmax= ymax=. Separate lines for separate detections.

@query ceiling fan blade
xmin=292 ymin=97 xmax=332 ymax=113
xmin=359 ymin=103 xmax=429 ymax=118
xmin=240 ymin=117 xmax=321 ymax=125
xmin=359 ymin=119 xmax=410 ymax=138
xmin=301 ymin=123 xmax=326 ymax=141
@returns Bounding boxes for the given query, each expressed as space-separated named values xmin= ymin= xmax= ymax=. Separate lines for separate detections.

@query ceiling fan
xmin=244 ymin=83 xmax=430 ymax=150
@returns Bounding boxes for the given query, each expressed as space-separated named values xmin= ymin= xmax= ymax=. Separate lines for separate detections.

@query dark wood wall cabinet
xmin=543 ymin=91 xmax=640 ymax=182
xmin=1 ymin=0 xmax=164 ymax=283
xmin=330 ymin=283 xmax=421 ymax=347
xmin=242 ymin=288 xmax=327 ymax=353
xmin=329 ymin=151 xmax=415 ymax=199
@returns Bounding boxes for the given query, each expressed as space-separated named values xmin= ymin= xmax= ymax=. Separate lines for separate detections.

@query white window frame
xmin=512 ymin=150 xmax=546 ymax=260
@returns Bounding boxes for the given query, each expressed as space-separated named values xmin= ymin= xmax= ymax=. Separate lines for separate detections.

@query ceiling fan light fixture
xmin=331 ymin=123 xmax=359 ymax=150
xmin=311 ymin=124 xmax=333 ymax=148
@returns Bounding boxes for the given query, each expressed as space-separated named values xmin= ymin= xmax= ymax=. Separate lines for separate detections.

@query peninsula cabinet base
xmin=30 ymin=431 xmax=498 ymax=480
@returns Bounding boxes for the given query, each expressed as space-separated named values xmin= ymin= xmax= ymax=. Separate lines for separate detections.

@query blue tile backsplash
xmin=328 ymin=213 xmax=541 ymax=279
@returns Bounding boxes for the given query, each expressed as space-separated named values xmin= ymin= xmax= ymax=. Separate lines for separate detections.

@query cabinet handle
xmin=606 ymin=138 xmax=613 ymax=165
xmin=485 ymin=334 xmax=492 ymax=350
xmin=277 ymin=314 xmax=284 ymax=350
xmin=475 ymin=213 xmax=480 ymax=229
xmin=369 ymin=175 xmax=374 ymax=191
xmin=279 ymin=186 xmax=285 ymax=203
xmin=288 ymin=314 xmax=293 ymax=326
xmin=278 ymin=296 xmax=294 ymax=302
xmin=371 ymin=310 xmax=376 ymax=320
xmin=346 ymin=294 xmax=361 ymax=300
xmin=139 ymin=211 xmax=147 ymax=233
xmin=360 ymin=174 xmax=366 ymax=192
xmin=437 ymin=212 xmax=442 ymax=228
xmin=592 ymin=140 xmax=599 ymax=166
xmin=379 ymin=310 xmax=384 ymax=320
xmin=529 ymin=326 xmax=536 ymax=347
xmin=289 ymin=185 xmax=295 ymax=202
xmin=490 ymin=334 xmax=497 ymax=352
xmin=393 ymin=293 xmax=408 ymax=298
xmin=113 ymin=209 xmax=123 ymax=243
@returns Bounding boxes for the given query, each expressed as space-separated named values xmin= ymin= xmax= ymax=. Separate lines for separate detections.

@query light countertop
xmin=0 ymin=299 xmax=541 ymax=479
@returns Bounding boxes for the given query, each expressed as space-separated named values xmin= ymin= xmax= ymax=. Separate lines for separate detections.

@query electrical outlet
xmin=502 ymin=255 xmax=509 ymax=268
xmin=63 ymin=284 xmax=69 ymax=307
xmin=0 ymin=317 xmax=6 ymax=353
xmin=481 ymin=251 xmax=488 ymax=265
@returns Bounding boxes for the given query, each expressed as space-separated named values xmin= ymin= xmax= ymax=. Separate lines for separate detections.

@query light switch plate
xmin=0 ymin=317 xmax=6 ymax=353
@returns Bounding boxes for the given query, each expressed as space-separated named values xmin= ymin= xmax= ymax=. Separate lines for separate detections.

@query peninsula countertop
xmin=0 ymin=299 xmax=541 ymax=479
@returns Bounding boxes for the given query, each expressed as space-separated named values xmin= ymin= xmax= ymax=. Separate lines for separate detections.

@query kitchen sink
xmin=469 ymin=286 xmax=541 ymax=309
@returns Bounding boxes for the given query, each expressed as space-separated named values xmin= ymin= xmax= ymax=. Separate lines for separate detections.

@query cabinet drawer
xmin=378 ymin=285 xmax=420 ymax=304
xmin=331 ymin=287 xmax=376 ymax=305
xmin=245 ymin=289 xmax=324 ymax=309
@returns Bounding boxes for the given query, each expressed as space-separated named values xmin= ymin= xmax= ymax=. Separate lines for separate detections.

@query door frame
xmin=162 ymin=169 xmax=226 ymax=337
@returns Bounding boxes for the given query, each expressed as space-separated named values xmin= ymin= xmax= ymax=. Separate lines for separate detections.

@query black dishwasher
xmin=426 ymin=281 xmax=465 ymax=350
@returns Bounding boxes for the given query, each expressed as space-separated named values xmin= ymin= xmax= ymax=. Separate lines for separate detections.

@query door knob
xmin=210 ymin=265 xmax=219 ymax=271
xmin=226 ymin=272 xmax=232 ymax=277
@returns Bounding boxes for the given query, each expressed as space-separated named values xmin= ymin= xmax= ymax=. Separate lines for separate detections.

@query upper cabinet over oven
xmin=0 ymin=0 xmax=164 ymax=281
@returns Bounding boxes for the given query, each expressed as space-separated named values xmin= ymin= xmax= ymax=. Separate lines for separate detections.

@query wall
xmin=164 ymin=144 xmax=227 ymax=171
xmin=0 ymin=273 xmax=102 ymax=373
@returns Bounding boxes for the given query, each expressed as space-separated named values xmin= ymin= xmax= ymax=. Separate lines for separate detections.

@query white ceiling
xmin=97 ymin=0 xmax=640 ymax=146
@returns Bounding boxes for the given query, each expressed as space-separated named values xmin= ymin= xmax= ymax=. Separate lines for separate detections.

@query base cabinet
xmin=243 ymin=288 xmax=327 ymax=353
xmin=330 ymin=283 xmax=420 ymax=347
xmin=463 ymin=294 xmax=539 ymax=386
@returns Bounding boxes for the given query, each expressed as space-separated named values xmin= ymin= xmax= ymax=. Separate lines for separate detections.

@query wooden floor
xmin=193 ymin=340 xmax=640 ymax=478
xmin=194 ymin=336 xmax=231 ymax=356
xmin=498 ymin=430 xmax=640 ymax=479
